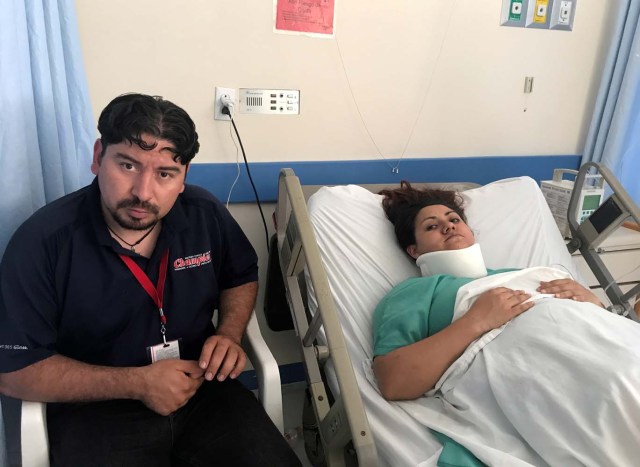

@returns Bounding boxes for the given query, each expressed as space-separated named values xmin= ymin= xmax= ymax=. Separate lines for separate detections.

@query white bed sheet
xmin=305 ymin=177 xmax=580 ymax=467
xmin=388 ymin=267 xmax=640 ymax=466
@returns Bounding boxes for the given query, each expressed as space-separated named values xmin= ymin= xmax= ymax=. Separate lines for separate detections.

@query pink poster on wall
xmin=275 ymin=0 xmax=335 ymax=36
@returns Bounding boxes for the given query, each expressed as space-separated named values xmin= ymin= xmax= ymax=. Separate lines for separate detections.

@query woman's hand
xmin=375 ymin=287 xmax=532 ymax=401
xmin=465 ymin=287 xmax=535 ymax=333
xmin=537 ymin=279 xmax=603 ymax=308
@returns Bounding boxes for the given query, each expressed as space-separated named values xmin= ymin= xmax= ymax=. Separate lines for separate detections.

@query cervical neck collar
xmin=416 ymin=243 xmax=487 ymax=278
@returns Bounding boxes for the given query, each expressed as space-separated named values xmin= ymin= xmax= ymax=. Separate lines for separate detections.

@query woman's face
xmin=407 ymin=204 xmax=475 ymax=259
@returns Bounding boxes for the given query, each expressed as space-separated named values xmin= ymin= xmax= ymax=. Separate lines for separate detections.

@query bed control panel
xmin=579 ymin=195 xmax=629 ymax=249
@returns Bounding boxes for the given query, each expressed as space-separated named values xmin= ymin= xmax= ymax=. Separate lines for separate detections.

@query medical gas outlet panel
xmin=214 ymin=87 xmax=300 ymax=121
xmin=500 ymin=0 xmax=576 ymax=31
xmin=239 ymin=89 xmax=300 ymax=115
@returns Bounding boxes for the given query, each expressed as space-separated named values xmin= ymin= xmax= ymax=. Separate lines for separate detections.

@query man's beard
xmin=110 ymin=197 xmax=160 ymax=231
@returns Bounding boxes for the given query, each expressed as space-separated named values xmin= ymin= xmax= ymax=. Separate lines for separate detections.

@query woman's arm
xmin=373 ymin=288 xmax=534 ymax=400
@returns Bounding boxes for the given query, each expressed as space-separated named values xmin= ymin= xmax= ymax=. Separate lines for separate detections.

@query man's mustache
xmin=116 ymin=198 xmax=159 ymax=215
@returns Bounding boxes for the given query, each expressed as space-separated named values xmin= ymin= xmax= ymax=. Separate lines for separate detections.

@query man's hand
xmin=201 ymin=281 xmax=256 ymax=382
xmin=198 ymin=334 xmax=247 ymax=382
xmin=138 ymin=359 xmax=204 ymax=416
xmin=537 ymin=279 xmax=603 ymax=307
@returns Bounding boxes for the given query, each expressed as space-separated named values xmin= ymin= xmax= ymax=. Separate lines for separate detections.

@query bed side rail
xmin=275 ymin=168 xmax=378 ymax=467
xmin=567 ymin=162 xmax=640 ymax=320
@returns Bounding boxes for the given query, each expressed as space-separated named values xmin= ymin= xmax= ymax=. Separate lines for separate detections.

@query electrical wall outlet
xmin=214 ymin=87 xmax=236 ymax=121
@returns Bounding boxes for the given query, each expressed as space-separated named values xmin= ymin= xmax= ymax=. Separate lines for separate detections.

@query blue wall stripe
xmin=187 ymin=155 xmax=581 ymax=203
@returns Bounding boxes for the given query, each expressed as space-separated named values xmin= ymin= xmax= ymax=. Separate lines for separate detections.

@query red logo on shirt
xmin=173 ymin=251 xmax=212 ymax=271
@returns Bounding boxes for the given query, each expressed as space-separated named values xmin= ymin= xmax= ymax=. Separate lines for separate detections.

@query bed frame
xmin=274 ymin=168 xmax=479 ymax=466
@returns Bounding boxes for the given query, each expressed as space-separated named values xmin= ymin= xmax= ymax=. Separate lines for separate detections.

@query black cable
xmin=222 ymin=106 xmax=270 ymax=253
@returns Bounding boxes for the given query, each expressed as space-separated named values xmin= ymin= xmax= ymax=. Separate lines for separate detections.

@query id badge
xmin=147 ymin=338 xmax=182 ymax=363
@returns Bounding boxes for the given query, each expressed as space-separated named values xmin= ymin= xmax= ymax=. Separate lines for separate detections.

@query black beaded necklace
xmin=107 ymin=223 xmax=157 ymax=252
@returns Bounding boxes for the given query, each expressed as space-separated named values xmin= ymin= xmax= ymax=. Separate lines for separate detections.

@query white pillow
xmin=461 ymin=177 xmax=576 ymax=273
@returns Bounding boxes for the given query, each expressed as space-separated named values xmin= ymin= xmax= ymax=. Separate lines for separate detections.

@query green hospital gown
xmin=373 ymin=269 xmax=511 ymax=356
xmin=372 ymin=269 xmax=512 ymax=467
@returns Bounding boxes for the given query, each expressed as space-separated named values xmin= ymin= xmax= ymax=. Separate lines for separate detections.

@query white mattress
xmin=305 ymin=177 xmax=579 ymax=467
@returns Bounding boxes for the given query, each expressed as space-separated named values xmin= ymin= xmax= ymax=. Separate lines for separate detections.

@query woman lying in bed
xmin=372 ymin=181 xmax=640 ymax=465
xmin=373 ymin=181 xmax=603 ymax=400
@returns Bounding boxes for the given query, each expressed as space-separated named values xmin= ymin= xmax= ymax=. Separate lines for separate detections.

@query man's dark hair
xmin=379 ymin=181 xmax=467 ymax=251
xmin=97 ymin=93 xmax=200 ymax=165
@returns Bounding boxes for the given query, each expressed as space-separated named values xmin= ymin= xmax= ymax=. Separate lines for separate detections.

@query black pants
xmin=47 ymin=379 xmax=301 ymax=467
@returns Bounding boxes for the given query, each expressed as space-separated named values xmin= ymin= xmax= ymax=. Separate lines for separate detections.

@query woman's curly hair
xmin=379 ymin=181 xmax=466 ymax=252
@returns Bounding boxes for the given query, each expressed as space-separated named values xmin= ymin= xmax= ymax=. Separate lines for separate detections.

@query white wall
xmin=75 ymin=0 xmax=619 ymax=365
xmin=76 ymin=0 xmax=616 ymax=163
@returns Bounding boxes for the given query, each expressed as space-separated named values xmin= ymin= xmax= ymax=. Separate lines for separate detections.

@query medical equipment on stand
xmin=541 ymin=168 xmax=604 ymax=238
xmin=566 ymin=162 xmax=640 ymax=321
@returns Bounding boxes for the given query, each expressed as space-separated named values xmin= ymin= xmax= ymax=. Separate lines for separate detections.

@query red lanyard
xmin=118 ymin=249 xmax=170 ymax=344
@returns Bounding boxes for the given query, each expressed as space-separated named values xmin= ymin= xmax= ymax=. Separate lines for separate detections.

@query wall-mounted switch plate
xmin=524 ymin=76 xmax=534 ymax=93
xmin=525 ymin=0 xmax=552 ymax=29
xmin=500 ymin=0 xmax=528 ymax=27
xmin=550 ymin=0 xmax=576 ymax=31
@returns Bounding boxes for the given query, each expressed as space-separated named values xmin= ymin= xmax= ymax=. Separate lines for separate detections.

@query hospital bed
xmin=274 ymin=164 xmax=640 ymax=466
xmin=5 ymin=312 xmax=282 ymax=467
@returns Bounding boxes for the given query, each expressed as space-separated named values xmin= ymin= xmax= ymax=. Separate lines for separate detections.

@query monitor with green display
xmin=582 ymin=194 xmax=601 ymax=211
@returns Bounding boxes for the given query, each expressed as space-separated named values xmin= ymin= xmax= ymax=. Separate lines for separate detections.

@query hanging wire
xmin=227 ymin=113 xmax=270 ymax=254
xmin=334 ymin=0 xmax=459 ymax=174
xmin=602 ymin=262 xmax=640 ymax=297
xmin=225 ymin=118 xmax=241 ymax=209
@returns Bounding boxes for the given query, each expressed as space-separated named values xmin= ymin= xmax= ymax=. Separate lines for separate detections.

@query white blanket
xmin=394 ymin=268 xmax=640 ymax=466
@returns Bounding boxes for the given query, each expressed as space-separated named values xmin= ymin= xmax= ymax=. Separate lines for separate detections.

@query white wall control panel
xmin=239 ymin=89 xmax=300 ymax=115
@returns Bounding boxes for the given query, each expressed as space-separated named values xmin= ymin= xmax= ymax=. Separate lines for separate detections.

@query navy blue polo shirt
xmin=0 ymin=178 xmax=258 ymax=372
